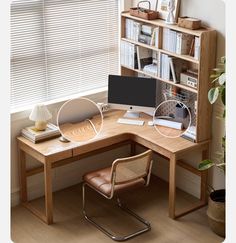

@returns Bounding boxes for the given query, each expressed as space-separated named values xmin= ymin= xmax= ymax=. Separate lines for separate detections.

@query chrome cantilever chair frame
xmin=82 ymin=150 xmax=153 ymax=241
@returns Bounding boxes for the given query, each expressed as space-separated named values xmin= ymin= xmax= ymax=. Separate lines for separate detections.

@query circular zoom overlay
xmin=57 ymin=97 xmax=103 ymax=142
xmin=153 ymin=100 xmax=191 ymax=138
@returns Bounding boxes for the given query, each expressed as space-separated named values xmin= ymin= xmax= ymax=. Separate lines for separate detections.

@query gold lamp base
xmin=35 ymin=121 xmax=47 ymax=131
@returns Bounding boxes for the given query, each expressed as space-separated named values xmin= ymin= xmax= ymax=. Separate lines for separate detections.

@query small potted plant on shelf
xmin=198 ymin=56 xmax=225 ymax=237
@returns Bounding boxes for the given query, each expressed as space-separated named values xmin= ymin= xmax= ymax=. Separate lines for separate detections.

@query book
xmin=189 ymin=38 xmax=195 ymax=56
xmin=194 ymin=36 xmax=200 ymax=60
xmin=133 ymin=21 xmax=141 ymax=41
xmin=125 ymin=19 xmax=142 ymax=42
xmin=150 ymin=27 xmax=160 ymax=47
xmin=160 ymin=53 xmax=171 ymax=80
xmin=176 ymin=32 xmax=194 ymax=55
xmin=120 ymin=41 xmax=138 ymax=69
xmin=169 ymin=57 xmax=177 ymax=83
xmin=21 ymin=123 xmax=60 ymax=143
xmin=162 ymin=28 xmax=170 ymax=51
xmin=162 ymin=28 xmax=178 ymax=53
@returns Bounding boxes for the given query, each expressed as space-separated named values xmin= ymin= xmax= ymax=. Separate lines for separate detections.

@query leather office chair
xmin=82 ymin=149 xmax=153 ymax=241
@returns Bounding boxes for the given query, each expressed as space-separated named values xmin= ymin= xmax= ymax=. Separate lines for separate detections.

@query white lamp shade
xmin=29 ymin=104 xmax=52 ymax=121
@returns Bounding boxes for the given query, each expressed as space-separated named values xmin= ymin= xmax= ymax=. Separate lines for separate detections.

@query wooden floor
xmin=11 ymin=176 xmax=224 ymax=243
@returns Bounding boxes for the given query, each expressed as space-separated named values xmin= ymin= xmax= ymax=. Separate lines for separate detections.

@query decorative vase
xmin=207 ymin=189 xmax=225 ymax=237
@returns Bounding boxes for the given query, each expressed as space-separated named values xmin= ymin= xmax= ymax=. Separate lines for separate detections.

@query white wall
xmin=131 ymin=0 xmax=225 ymax=190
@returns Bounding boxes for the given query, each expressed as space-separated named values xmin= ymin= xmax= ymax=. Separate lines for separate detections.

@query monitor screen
xmin=108 ymin=75 xmax=157 ymax=110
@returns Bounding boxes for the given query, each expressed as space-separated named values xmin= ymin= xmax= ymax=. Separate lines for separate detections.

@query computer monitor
xmin=108 ymin=75 xmax=157 ymax=118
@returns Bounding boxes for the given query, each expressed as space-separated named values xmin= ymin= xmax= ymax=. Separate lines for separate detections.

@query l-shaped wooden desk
xmin=17 ymin=110 xmax=209 ymax=224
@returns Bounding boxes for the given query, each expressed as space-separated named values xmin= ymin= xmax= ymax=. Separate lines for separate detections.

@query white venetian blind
xmin=11 ymin=0 xmax=119 ymax=110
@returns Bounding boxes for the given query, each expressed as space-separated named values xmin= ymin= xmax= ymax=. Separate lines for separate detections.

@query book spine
xmin=124 ymin=41 xmax=128 ymax=67
xmin=125 ymin=19 xmax=130 ymax=39
xmin=157 ymin=52 xmax=161 ymax=77
xmin=176 ymin=32 xmax=182 ymax=54
xmin=163 ymin=28 xmax=167 ymax=50
xmin=194 ymin=37 xmax=200 ymax=60
xmin=134 ymin=22 xmax=141 ymax=42
xmin=169 ymin=57 xmax=176 ymax=83
xmin=120 ymin=40 xmax=124 ymax=66
xmin=155 ymin=27 xmax=159 ymax=48
xmin=137 ymin=46 xmax=141 ymax=70
xmin=130 ymin=20 xmax=134 ymax=40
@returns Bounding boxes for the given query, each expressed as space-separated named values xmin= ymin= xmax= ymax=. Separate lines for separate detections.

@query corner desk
xmin=17 ymin=110 xmax=209 ymax=225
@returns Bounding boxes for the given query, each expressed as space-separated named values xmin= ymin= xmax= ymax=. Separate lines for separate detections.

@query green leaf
xmin=219 ymin=73 xmax=226 ymax=85
xmin=221 ymin=86 xmax=225 ymax=106
xmin=198 ymin=160 xmax=214 ymax=170
xmin=208 ymin=87 xmax=219 ymax=104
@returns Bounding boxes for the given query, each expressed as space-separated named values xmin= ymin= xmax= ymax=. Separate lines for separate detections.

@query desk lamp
xmin=29 ymin=104 xmax=52 ymax=131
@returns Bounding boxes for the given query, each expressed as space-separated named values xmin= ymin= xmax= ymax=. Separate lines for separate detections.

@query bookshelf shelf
xmin=121 ymin=37 xmax=199 ymax=64
xmin=120 ymin=11 xmax=216 ymax=142
xmin=121 ymin=65 xmax=198 ymax=94
xmin=121 ymin=12 xmax=213 ymax=37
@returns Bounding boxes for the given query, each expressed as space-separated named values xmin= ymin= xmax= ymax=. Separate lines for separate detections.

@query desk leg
xmin=19 ymin=149 xmax=27 ymax=202
xmin=44 ymin=162 xmax=53 ymax=224
xmin=169 ymin=154 xmax=176 ymax=219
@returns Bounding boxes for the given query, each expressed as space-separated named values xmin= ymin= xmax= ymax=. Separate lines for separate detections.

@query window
xmin=11 ymin=0 xmax=119 ymax=110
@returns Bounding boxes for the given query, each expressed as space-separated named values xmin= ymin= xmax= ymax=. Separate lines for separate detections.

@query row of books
xmin=125 ymin=18 xmax=200 ymax=60
xmin=160 ymin=54 xmax=188 ymax=83
xmin=162 ymin=28 xmax=200 ymax=59
xmin=121 ymin=40 xmax=197 ymax=85
xmin=125 ymin=19 xmax=160 ymax=48
xmin=120 ymin=40 xmax=138 ymax=69
xmin=21 ymin=123 xmax=60 ymax=143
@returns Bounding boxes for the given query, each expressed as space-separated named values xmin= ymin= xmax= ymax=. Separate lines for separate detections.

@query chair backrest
xmin=111 ymin=150 xmax=153 ymax=185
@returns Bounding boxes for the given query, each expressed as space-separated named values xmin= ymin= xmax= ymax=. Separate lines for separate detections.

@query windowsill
xmin=11 ymin=87 xmax=108 ymax=122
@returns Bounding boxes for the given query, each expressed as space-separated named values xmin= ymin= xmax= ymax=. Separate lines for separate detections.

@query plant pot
xmin=207 ymin=189 xmax=225 ymax=237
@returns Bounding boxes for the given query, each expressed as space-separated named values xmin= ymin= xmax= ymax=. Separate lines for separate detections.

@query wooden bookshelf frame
xmin=120 ymin=11 xmax=216 ymax=143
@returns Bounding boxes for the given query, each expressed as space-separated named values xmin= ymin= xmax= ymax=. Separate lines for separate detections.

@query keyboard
xmin=117 ymin=118 xmax=144 ymax=126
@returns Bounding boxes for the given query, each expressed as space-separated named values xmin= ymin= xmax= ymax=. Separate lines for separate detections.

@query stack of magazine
xmin=21 ymin=123 xmax=61 ymax=143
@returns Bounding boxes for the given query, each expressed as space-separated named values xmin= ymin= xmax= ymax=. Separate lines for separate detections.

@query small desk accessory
xmin=130 ymin=0 xmax=159 ymax=20
xmin=29 ymin=104 xmax=52 ymax=131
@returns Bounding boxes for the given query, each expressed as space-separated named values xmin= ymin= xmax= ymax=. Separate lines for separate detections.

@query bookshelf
xmin=120 ymin=11 xmax=216 ymax=142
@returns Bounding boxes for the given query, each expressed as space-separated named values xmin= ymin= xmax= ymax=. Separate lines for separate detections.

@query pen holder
xmin=175 ymin=103 xmax=188 ymax=119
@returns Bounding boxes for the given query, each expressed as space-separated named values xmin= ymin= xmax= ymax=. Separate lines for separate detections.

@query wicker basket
xmin=130 ymin=0 xmax=159 ymax=20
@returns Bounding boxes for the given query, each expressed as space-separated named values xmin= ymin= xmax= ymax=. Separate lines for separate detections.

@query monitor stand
xmin=123 ymin=111 xmax=140 ymax=119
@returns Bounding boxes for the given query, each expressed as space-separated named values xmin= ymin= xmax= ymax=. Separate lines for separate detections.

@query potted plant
xmin=198 ymin=56 xmax=225 ymax=237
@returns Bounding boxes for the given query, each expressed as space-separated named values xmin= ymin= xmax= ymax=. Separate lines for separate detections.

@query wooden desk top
xmin=59 ymin=117 xmax=102 ymax=142
xmin=17 ymin=110 xmax=209 ymax=161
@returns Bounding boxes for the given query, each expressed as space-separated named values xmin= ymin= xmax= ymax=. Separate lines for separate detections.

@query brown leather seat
xmin=83 ymin=167 xmax=145 ymax=197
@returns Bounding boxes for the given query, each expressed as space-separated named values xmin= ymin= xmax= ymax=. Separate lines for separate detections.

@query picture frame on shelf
xmin=155 ymin=0 xmax=180 ymax=22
